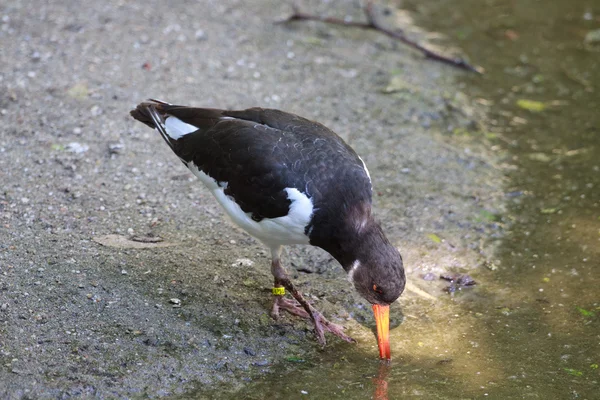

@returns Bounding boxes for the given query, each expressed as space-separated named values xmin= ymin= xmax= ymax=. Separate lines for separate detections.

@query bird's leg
xmin=269 ymin=247 xmax=355 ymax=345
xmin=271 ymin=277 xmax=311 ymax=320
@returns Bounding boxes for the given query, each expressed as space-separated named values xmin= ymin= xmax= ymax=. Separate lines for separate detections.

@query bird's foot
xmin=270 ymin=295 xmax=355 ymax=345
xmin=271 ymin=296 xmax=310 ymax=319
xmin=311 ymin=310 xmax=356 ymax=345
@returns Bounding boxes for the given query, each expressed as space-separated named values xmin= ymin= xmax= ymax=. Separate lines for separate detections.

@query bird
xmin=130 ymin=99 xmax=406 ymax=359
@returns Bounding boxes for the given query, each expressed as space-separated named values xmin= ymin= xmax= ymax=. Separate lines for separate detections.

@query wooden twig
xmin=277 ymin=2 xmax=483 ymax=74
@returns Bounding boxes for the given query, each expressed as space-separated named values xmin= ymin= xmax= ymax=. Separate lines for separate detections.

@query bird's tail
xmin=130 ymin=99 xmax=180 ymax=151
xmin=130 ymin=99 xmax=231 ymax=154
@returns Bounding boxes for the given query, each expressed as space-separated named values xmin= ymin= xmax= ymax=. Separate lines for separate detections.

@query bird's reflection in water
xmin=373 ymin=361 xmax=391 ymax=400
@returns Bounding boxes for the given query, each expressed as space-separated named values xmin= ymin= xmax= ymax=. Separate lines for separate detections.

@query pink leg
xmin=270 ymin=248 xmax=355 ymax=345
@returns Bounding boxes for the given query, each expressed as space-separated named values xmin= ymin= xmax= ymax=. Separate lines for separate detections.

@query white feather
xmin=187 ymin=163 xmax=313 ymax=246
xmin=164 ymin=117 xmax=199 ymax=139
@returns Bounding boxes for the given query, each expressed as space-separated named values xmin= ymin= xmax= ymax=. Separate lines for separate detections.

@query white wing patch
xmin=187 ymin=163 xmax=313 ymax=246
xmin=164 ymin=117 xmax=199 ymax=139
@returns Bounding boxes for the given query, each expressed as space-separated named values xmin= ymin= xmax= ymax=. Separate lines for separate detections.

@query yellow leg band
xmin=272 ymin=287 xmax=286 ymax=296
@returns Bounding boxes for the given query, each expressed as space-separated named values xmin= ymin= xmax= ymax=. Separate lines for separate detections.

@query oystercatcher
xmin=130 ymin=99 xmax=405 ymax=359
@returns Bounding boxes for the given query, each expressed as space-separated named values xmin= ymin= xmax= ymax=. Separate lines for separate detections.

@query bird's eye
xmin=373 ymin=284 xmax=383 ymax=294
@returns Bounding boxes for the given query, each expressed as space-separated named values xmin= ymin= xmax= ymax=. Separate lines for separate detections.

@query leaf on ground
xmin=516 ymin=99 xmax=546 ymax=112
xmin=478 ymin=210 xmax=500 ymax=222
xmin=382 ymin=76 xmax=416 ymax=94
xmin=93 ymin=234 xmax=176 ymax=249
xmin=426 ymin=233 xmax=442 ymax=243
xmin=563 ymin=368 xmax=583 ymax=377
xmin=540 ymin=208 xmax=558 ymax=214
xmin=67 ymin=83 xmax=89 ymax=99
xmin=528 ymin=152 xmax=552 ymax=162
xmin=301 ymin=36 xmax=324 ymax=46
xmin=576 ymin=307 xmax=596 ymax=318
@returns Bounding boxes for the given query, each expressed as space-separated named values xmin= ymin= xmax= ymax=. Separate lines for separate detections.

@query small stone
xmin=231 ymin=258 xmax=254 ymax=267
xmin=585 ymin=29 xmax=600 ymax=45
xmin=108 ymin=142 xmax=124 ymax=155
xmin=66 ymin=142 xmax=89 ymax=154
xmin=252 ymin=360 xmax=270 ymax=367
xmin=90 ymin=105 xmax=103 ymax=116
xmin=422 ymin=272 xmax=436 ymax=281
xmin=195 ymin=29 xmax=207 ymax=40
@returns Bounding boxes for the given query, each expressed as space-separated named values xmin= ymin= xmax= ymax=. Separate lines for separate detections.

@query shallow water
xmin=193 ymin=1 xmax=599 ymax=398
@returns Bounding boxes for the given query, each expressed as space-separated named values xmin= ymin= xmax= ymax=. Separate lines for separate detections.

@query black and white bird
xmin=130 ymin=99 xmax=405 ymax=359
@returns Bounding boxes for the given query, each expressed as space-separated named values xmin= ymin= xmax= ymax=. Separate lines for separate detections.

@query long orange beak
xmin=372 ymin=304 xmax=391 ymax=360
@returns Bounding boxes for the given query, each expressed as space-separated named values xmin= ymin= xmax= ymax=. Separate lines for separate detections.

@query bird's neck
xmin=321 ymin=215 xmax=388 ymax=272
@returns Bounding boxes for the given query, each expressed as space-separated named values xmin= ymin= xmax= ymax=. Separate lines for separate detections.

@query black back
xmin=131 ymin=102 xmax=373 ymax=251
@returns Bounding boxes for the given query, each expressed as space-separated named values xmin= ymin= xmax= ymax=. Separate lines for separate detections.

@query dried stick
xmin=277 ymin=2 xmax=483 ymax=74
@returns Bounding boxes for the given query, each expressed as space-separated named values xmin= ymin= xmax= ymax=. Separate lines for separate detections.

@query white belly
xmin=187 ymin=163 xmax=312 ymax=247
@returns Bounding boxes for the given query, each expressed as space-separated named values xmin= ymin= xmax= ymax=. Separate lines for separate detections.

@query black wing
xmin=130 ymin=101 xmax=372 ymax=236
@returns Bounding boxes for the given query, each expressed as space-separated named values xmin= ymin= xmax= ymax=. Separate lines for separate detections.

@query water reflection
xmin=373 ymin=362 xmax=390 ymax=400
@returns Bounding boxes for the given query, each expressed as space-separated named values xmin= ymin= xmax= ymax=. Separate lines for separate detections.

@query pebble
xmin=90 ymin=105 xmax=103 ymax=116
xmin=422 ymin=272 xmax=436 ymax=281
xmin=108 ymin=142 xmax=124 ymax=155
xmin=252 ymin=360 xmax=270 ymax=367
xmin=66 ymin=142 xmax=89 ymax=154
xmin=231 ymin=258 xmax=254 ymax=267
xmin=585 ymin=29 xmax=600 ymax=44
xmin=195 ymin=29 xmax=207 ymax=40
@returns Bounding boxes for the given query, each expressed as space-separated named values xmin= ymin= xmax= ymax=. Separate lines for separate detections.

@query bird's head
xmin=347 ymin=224 xmax=405 ymax=360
